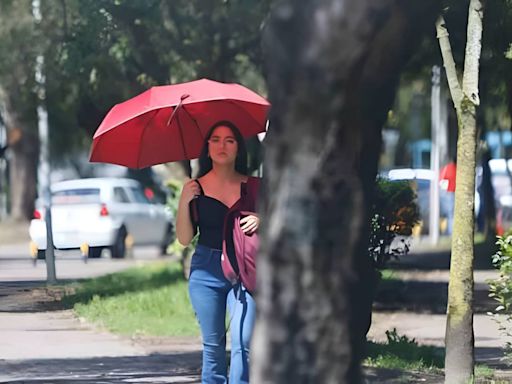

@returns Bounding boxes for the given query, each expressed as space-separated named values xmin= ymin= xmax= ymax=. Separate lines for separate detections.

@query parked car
xmin=29 ymin=177 xmax=174 ymax=259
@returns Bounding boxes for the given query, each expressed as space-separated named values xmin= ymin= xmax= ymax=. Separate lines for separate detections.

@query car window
xmin=113 ymin=187 xmax=130 ymax=203
xmin=52 ymin=188 xmax=100 ymax=205
xmin=129 ymin=187 xmax=150 ymax=204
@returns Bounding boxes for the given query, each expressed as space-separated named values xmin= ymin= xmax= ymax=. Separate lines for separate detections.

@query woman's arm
xmin=176 ymin=179 xmax=201 ymax=246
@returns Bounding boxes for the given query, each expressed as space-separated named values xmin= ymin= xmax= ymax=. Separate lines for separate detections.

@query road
xmin=0 ymin=242 xmax=166 ymax=281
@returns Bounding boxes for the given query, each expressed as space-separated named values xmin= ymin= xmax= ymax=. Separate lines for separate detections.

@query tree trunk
xmin=0 ymin=90 xmax=38 ymax=221
xmin=445 ymin=98 xmax=477 ymax=383
xmin=253 ymin=1 xmax=441 ymax=383
xmin=9 ymin=136 xmax=38 ymax=220
xmin=436 ymin=1 xmax=484 ymax=382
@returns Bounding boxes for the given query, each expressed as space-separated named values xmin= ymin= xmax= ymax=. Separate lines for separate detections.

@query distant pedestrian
xmin=176 ymin=121 xmax=260 ymax=384
xmin=440 ymin=157 xmax=457 ymax=235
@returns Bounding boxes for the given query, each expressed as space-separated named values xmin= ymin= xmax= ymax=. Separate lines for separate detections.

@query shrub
xmin=369 ymin=178 xmax=420 ymax=269
xmin=488 ymin=231 xmax=512 ymax=358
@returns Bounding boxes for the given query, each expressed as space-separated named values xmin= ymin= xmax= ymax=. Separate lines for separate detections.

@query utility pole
xmin=33 ymin=0 xmax=56 ymax=283
xmin=0 ymin=117 xmax=6 ymax=219
xmin=430 ymin=66 xmax=441 ymax=245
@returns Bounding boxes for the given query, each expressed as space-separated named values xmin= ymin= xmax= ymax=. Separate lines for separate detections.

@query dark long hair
xmin=197 ymin=121 xmax=248 ymax=177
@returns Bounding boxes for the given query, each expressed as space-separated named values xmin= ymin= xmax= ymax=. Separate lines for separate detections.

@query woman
xmin=176 ymin=120 xmax=259 ymax=384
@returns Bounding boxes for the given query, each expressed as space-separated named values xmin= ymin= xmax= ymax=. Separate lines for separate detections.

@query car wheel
xmin=88 ymin=247 xmax=103 ymax=259
xmin=37 ymin=250 xmax=46 ymax=260
xmin=111 ymin=227 xmax=127 ymax=259
xmin=160 ymin=223 xmax=175 ymax=255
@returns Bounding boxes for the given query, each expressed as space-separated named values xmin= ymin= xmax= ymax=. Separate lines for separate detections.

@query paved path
xmin=0 ymin=279 xmax=203 ymax=383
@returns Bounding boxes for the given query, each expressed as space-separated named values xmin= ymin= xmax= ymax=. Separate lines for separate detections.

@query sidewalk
xmin=0 ymin=281 xmax=202 ymax=383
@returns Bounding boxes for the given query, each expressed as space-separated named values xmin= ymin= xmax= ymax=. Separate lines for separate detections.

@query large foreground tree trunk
xmin=253 ymin=1 xmax=441 ymax=382
xmin=436 ymin=1 xmax=484 ymax=382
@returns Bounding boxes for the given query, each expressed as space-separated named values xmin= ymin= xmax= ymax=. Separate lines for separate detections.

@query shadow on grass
xmin=61 ymin=263 xmax=186 ymax=309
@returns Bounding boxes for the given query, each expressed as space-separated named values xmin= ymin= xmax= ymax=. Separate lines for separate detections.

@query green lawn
xmin=63 ymin=261 xmax=199 ymax=336
xmin=365 ymin=328 xmax=444 ymax=373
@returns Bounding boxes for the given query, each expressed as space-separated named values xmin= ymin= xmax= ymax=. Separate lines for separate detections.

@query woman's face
xmin=208 ymin=126 xmax=239 ymax=166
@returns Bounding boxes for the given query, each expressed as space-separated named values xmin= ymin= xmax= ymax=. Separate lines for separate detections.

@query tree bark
xmin=436 ymin=1 xmax=484 ymax=382
xmin=0 ymin=89 xmax=38 ymax=221
xmin=254 ymin=1 xmax=441 ymax=383
xmin=9 ymin=134 xmax=38 ymax=220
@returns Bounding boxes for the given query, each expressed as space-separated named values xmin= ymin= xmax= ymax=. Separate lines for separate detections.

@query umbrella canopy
xmin=90 ymin=78 xmax=270 ymax=169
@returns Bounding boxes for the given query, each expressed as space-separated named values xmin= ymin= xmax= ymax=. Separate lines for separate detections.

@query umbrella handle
xmin=166 ymin=94 xmax=190 ymax=126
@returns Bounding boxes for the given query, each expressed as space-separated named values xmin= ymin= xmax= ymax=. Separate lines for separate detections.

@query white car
xmin=29 ymin=177 xmax=174 ymax=259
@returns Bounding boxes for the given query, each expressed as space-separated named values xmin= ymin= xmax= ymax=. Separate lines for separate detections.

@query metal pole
xmin=430 ymin=66 xmax=441 ymax=245
xmin=0 ymin=119 xmax=6 ymax=219
xmin=33 ymin=0 xmax=56 ymax=283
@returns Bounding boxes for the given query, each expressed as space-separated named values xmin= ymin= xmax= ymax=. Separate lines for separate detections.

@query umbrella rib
xmin=175 ymin=109 xmax=189 ymax=159
xmin=136 ymin=109 xmax=159 ymax=168
xmin=181 ymin=104 xmax=205 ymax=142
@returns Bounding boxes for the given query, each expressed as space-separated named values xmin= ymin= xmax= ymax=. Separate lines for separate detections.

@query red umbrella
xmin=89 ymin=78 xmax=270 ymax=169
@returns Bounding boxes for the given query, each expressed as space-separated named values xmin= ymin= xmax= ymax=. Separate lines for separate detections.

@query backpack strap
xmin=242 ymin=177 xmax=260 ymax=212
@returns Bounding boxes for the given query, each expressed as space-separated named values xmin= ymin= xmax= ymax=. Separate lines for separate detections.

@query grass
xmin=365 ymin=329 xmax=497 ymax=379
xmin=365 ymin=328 xmax=444 ymax=373
xmin=63 ymin=261 xmax=199 ymax=336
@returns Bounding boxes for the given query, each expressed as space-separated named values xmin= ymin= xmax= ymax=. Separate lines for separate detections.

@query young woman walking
xmin=176 ymin=121 xmax=259 ymax=384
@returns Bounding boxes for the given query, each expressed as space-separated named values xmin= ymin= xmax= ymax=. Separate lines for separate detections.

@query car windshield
xmin=52 ymin=188 xmax=101 ymax=205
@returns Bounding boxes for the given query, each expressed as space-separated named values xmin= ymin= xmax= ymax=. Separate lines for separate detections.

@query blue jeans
xmin=441 ymin=191 xmax=455 ymax=235
xmin=189 ymin=244 xmax=256 ymax=384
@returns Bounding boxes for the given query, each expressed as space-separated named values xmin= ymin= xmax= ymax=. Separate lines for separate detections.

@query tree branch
xmin=436 ymin=15 xmax=463 ymax=111
xmin=462 ymin=0 xmax=483 ymax=106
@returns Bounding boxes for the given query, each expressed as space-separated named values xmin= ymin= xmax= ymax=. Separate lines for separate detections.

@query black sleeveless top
xmin=191 ymin=180 xmax=231 ymax=250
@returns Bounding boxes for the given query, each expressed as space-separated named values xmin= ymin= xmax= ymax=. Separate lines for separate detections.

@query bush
xmin=488 ymin=231 xmax=512 ymax=358
xmin=369 ymin=178 xmax=420 ymax=269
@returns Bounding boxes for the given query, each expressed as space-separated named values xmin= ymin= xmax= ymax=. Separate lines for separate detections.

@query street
xmin=0 ymin=243 xmax=166 ymax=282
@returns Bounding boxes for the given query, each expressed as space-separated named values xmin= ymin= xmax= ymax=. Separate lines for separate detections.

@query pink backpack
xmin=221 ymin=177 xmax=260 ymax=294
